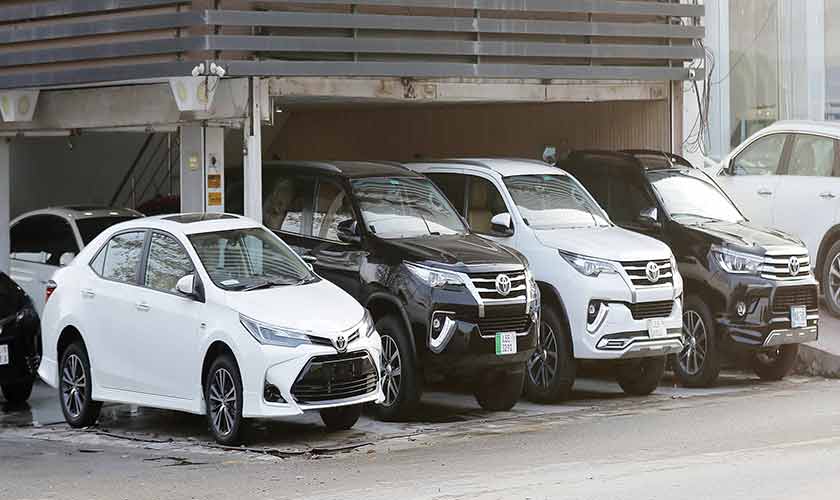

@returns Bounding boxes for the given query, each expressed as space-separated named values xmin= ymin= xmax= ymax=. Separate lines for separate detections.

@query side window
xmin=100 ymin=231 xmax=146 ymax=284
xmin=607 ymin=172 xmax=655 ymax=225
xmin=427 ymin=173 xmax=467 ymax=216
xmin=313 ymin=179 xmax=355 ymax=241
xmin=10 ymin=215 xmax=77 ymax=266
xmin=787 ymin=134 xmax=836 ymax=177
xmin=566 ymin=163 xmax=609 ymax=210
xmin=144 ymin=233 xmax=195 ymax=293
xmin=732 ymin=134 xmax=787 ymax=176
xmin=467 ymin=176 xmax=508 ymax=234
xmin=262 ymin=174 xmax=313 ymax=236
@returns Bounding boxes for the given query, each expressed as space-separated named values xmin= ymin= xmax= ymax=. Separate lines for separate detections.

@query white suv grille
xmin=620 ymin=259 xmax=673 ymax=287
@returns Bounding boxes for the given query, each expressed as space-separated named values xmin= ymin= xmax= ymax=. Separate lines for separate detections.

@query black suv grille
xmin=772 ymin=286 xmax=818 ymax=315
xmin=621 ymin=259 xmax=674 ymax=287
xmin=291 ymin=351 xmax=377 ymax=404
xmin=468 ymin=270 xmax=528 ymax=302
xmin=629 ymin=300 xmax=674 ymax=320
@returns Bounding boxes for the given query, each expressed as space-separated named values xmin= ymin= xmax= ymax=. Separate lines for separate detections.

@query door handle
xmin=80 ymin=289 xmax=95 ymax=299
xmin=135 ymin=302 xmax=150 ymax=312
xmin=757 ymin=188 xmax=773 ymax=196
xmin=820 ymin=191 xmax=837 ymax=200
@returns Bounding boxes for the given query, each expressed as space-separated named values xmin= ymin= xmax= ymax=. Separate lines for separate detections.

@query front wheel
xmin=204 ymin=355 xmax=245 ymax=446
xmin=474 ymin=369 xmax=525 ymax=411
xmin=752 ymin=344 xmax=799 ymax=381
xmin=320 ymin=404 xmax=362 ymax=431
xmin=524 ymin=306 xmax=576 ymax=403
xmin=822 ymin=240 xmax=840 ymax=317
xmin=59 ymin=343 xmax=101 ymax=427
xmin=1 ymin=378 xmax=34 ymax=405
xmin=616 ymin=356 xmax=666 ymax=396
xmin=673 ymin=295 xmax=721 ymax=387
xmin=372 ymin=315 xmax=421 ymax=421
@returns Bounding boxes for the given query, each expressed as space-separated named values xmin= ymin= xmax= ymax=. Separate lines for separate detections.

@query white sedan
xmin=38 ymin=213 xmax=383 ymax=444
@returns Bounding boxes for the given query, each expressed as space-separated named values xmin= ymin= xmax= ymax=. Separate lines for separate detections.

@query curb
xmin=794 ymin=344 xmax=840 ymax=378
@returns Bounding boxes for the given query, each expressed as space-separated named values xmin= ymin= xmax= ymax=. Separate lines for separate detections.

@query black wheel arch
xmin=364 ymin=291 xmax=419 ymax=363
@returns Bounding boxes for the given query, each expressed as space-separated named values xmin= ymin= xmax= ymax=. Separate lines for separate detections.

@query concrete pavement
xmin=796 ymin=305 xmax=840 ymax=377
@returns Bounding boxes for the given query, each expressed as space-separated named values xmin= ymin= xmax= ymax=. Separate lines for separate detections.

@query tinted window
xmin=76 ymin=216 xmax=139 ymax=246
xmin=564 ymin=163 xmax=609 ymax=209
xmin=313 ymin=179 xmax=355 ymax=241
xmin=100 ymin=231 xmax=146 ymax=284
xmin=504 ymin=174 xmax=609 ymax=229
xmin=607 ymin=172 xmax=657 ymax=225
xmin=263 ymin=174 xmax=313 ymax=236
xmin=11 ymin=215 xmax=78 ymax=266
xmin=787 ymin=134 xmax=836 ymax=177
xmin=732 ymin=134 xmax=787 ymax=175
xmin=467 ymin=177 xmax=509 ymax=234
xmin=427 ymin=173 xmax=467 ymax=215
xmin=145 ymin=233 xmax=194 ymax=293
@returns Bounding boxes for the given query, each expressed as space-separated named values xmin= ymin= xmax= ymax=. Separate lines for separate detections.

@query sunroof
xmin=163 ymin=213 xmax=238 ymax=223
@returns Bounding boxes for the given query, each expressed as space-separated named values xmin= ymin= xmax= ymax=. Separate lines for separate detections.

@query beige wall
xmin=266 ymin=100 xmax=670 ymax=162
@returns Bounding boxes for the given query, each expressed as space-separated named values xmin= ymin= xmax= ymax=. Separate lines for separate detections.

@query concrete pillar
xmin=0 ymin=139 xmax=8 ymax=274
xmin=205 ymin=127 xmax=224 ymax=213
xmin=180 ymin=124 xmax=204 ymax=213
xmin=244 ymin=78 xmax=263 ymax=223
xmin=706 ymin=0 xmax=731 ymax=160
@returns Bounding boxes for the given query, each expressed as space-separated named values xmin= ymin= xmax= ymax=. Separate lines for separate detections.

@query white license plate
xmin=495 ymin=332 xmax=517 ymax=355
xmin=0 ymin=345 xmax=8 ymax=366
xmin=648 ymin=319 xmax=667 ymax=339
xmin=791 ymin=305 xmax=807 ymax=328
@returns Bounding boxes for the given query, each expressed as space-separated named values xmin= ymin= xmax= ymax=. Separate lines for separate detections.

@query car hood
xmin=376 ymin=233 xmax=524 ymax=272
xmin=534 ymin=225 xmax=672 ymax=261
xmin=224 ymin=279 xmax=364 ymax=335
xmin=681 ymin=220 xmax=804 ymax=253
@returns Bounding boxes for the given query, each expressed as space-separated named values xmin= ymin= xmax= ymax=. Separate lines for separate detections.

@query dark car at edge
xmin=0 ymin=272 xmax=41 ymax=404
xmin=229 ymin=161 xmax=539 ymax=418
xmin=562 ymin=150 xmax=819 ymax=386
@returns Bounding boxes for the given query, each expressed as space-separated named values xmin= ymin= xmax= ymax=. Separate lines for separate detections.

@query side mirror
xmin=636 ymin=207 xmax=661 ymax=228
xmin=175 ymin=274 xmax=196 ymax=297
xmin=59 ymin=252 xmax=76 ymax=267
xmin=337 ymin=219 xmax=361 ymax=244
xmin=490 ymin=213 xmax=514 ymax=236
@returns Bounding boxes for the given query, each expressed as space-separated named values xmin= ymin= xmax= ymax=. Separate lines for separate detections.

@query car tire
xmin=616 ymin=356 xmax=666 ymax=396
xmin=524 ymin=305 xmax=576 ymax=403
xmin=752 ymin=344 xmax=799 ymax=381
xmin=822 ymin=240 xmax=840 ymax=317
xmin=474 ymin=369 xmax=525 ymax=412
xmin=673 ymin=295 xmax=721 ymax=387
xmin=204 ymin=354 xmax=245 ymax=446
xmin=1 ymin=378 xmax=34 ymax=404
xmin=59 ymin=342 xmax=102 ymax=428
xmin=320 ymin=404 xmax=363 ymax=431
xmin=372 ymin=315 xmax=421 ymax=421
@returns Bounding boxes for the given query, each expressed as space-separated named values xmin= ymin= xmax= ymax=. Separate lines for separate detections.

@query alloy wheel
xmin=61 ymin=354 xmax=86 ymax=419
xmin=380 ymin=335 xmax=402 ymax=407
xmin=829 ymin=254 xmax=840 ymax=308
xmin=208 ymin=368 xmax=237 ymax=438
xmin=680 ymin=310 xmax=708 ymax=376
xmin=528 ymin=321 xmax=558 ymax=388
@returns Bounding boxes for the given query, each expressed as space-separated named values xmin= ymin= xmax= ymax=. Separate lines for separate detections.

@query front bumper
xmin=0 ymin=315 xmax=40 ymax=384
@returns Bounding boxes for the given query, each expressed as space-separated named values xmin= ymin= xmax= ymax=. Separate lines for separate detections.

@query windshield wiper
xmin=418 ymin=214 xmax=440 ymax=236
xmin=240 ymin=278 xmax=292 ymax=292
xmin=670 ymin=213 xmax=720 ymax=223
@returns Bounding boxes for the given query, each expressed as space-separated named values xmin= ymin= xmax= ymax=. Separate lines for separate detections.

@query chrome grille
xmin=772 ymin=286 xmax=819 ymax=315
xmin=629 ymin=300 xmax=674 ymax=320
xmin=468 ymin=270 xmax=528 ymax=303
xmin=760 ymin=250 xmax=811 ymax=280
xmin=291 ymin=351 xmax=377 ymax=404
xmin=621 ymin=259 xmax=674 ymax=287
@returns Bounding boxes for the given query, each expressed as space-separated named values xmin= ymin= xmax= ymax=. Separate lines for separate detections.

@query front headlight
xmin=710 ymin=245 xmax=762 ymax=275
xmin=404 ymin=262 xmax=465 ymax=288
xmin=359 ymin=310 xmax=376 ymax=338
xmin=240 ymin=314 xmax=312 ymax=347
xmin=559 ymin=250 xmax=617 ymax=277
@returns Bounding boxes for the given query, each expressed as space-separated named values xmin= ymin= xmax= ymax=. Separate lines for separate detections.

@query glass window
xmin=76 ymin=216 xmax=139 ymax=246
xmin=101 ymin=231 xmax=146 ymax=284
xmin=787 ymin=135 xmax=836 ymax=177
xmin=351 ymin=177 xmax=467 ymax=239
xmin=648 ymin=170 xmax=744 ymax=224
xmin=427 ymin=173 xmax=467 ymax=216
xmin=262 ymin=174 xmax=313 ymax=236
xmin=503 ymin=174 xmax=609 ymax=230
xmin=11 ymin=215 xmax=78 ymax=266
xmin=732 ymin=134 xmax=787 ymax=175
xmin=826 ymin=0 xmax=840 ymax=120
xmin=188 ymin=227 xmax=316 ymax=291
xmin=144 ymin=233 xmax=195 ymax=293
xmin=312 ymin=180 xmax=355 ymax=241
xmin=467 ymin=177 xmax=509 ymax=234
xmin=607 ymin=173 xmax=657 ymax=225
xmin=563 ymin=163 xmax=609 ymax=209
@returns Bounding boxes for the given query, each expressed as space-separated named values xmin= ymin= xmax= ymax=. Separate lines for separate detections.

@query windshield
xmin=503 ymin=174 xmax=610 ymax=229
xmin=187 ymin=227 xmax=316 ymax=291
xmin=77 ymin=216 xmax=140 ymax=245
xmin=647 ymin=170 xmax=744 ymax=223
xmin=352 ymin=177 xmax=467 ymax=239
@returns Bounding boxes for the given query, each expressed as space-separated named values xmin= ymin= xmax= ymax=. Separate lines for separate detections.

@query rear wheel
xmin=822 ymin=240 xmax=840 ymax=317
xmin=474 ymin=369 xmax=524 ymax=411
xmin=372 ymin=315 xmax=421 ymax=421
xmin=673 ymin=295 xmax=721 ymax=387
xmin=752 ymin=344 xmax=799 ymax=381
xmin=320 ymin=404 xmax=362 ymax=431
xmin=524 ymin=306 xmax=576 ymax=403
xmin=616 ymin=356 xmax=666 ymax=396
xmin=204 ymin=355 xmax=245 ymax=446
xmin=1 ymin=378 xmax=34 ymax=404
xmin=59 ymin=342 xmax=101 ymax=428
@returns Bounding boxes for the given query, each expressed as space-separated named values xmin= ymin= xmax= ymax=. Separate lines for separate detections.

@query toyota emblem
xmin=495 ymin=274 xmax=512 ymax=296
xmin=789 ymin=256 xmax=800 ymax=276
xmin=645 ymin=262 xmax=660 ymax=283
xmin=333 ymin=335 xmax=347 ymax=353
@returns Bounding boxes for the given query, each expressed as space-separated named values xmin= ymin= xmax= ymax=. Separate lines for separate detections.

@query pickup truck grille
xmin=468 ymin=270 xmax=528 ymax=302
xmin=761 ymin=251 xmax=811 ymax=280
xmin=291 ymin=351 xmax=377 ymax=404
xmin=621 ymin=259 xmax=673 ymax=287
xmin=772 ymin=286 xmax=819 ymax=315
xmin=629 ymin=300 xmax=674 ymax=320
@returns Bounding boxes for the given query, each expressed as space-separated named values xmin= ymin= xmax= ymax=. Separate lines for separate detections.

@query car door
xmin=84 ymin=230 xmax=147 ymax=392
xmin=10 ymin=214 xmax=80 ymax=314
xmin=770 ymin=134 xmax=840 ymax=262
xmin=131 ymin=231 xmax=202 ymax=399
xmin=716 ymin=133 xmax=790 ymax=228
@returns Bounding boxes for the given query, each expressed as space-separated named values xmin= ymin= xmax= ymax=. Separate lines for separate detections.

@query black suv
xmin=0 ymin=272 xmax=41 ymax=404
xmin=562 ymin=151 xmax=819 ymax=386
xmin=235 ymin=161 xmax=539 ymax=418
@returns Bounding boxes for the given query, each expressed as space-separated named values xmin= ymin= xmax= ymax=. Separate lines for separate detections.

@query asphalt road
xmin=2 ymin=374 xmax=840 ymax=500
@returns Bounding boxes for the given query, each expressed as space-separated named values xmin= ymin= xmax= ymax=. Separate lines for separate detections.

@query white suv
xmin=715 ymin=121 xmax=840 ymax=315
xmin=409 ymin=160 xmax=683 ymax=401
xmin=38 ymin=213 xmax=383 ymax=444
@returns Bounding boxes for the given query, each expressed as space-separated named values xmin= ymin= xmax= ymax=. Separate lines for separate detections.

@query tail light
xmin=45 ymin=280 xmax=57 ymax=303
